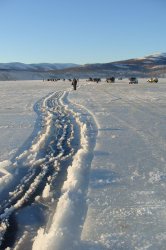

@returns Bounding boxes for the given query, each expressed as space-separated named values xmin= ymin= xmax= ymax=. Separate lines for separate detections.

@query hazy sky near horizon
xmin=0 ymin=0 xmax=165 ymax=64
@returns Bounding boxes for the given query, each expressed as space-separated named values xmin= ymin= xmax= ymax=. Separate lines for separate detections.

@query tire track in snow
xmin=0 ymin=91 xmax=80 ymax=250
xmin=32 ymin=92 xmax=98 ymax=250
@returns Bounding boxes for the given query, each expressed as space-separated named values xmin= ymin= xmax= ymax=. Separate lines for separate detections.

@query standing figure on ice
xmin=72 ymin=78 xmax=77 ymax=90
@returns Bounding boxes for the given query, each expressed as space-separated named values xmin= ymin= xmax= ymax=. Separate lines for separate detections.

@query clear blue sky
xmin=0 ymin=0 xmax=165 ymax=64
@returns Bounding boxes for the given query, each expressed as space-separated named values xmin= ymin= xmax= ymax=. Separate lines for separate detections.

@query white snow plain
xmin=1 ymin=79 xmax=166 ymax=250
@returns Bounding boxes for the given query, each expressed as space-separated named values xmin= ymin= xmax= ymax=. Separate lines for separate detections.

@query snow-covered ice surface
xmin=1 ymin=79 xmax=166 ymax=250
xmin=74 ymin=79 xmax=166 ymax=250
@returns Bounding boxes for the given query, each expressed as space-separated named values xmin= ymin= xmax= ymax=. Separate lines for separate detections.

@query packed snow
xmin=0 ymin=78 xmax=166 ymax=250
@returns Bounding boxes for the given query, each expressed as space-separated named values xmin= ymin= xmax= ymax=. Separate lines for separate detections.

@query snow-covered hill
xmin=47 ymin=52 xmax=166 ymax=78
xmin=0 ymin=62 xmax=79 ymax=71
xmin=0 ymin=63 xmax=80 ymax=80
xmin=0 ymin=53 xmax=166 ymax=80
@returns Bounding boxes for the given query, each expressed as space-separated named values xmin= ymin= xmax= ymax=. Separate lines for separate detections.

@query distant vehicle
xmin=129 ymin=77 xmax=138 ymax=84
xmin=86 ymin=77 xmax=93 ymax=82
xmin=106 ymin=77 xmax=115 ymax=83
xmin=87 ymin=77 xmax=101 ymax=83
xmin=93 ymin=78 xmax=101 ymax=83
xmin=147 ymin=78 xmax=158 ymax=83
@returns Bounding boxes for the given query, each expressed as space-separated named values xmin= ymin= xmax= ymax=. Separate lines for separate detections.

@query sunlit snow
xmin=0 ymin=79 xmax=166 ymax=250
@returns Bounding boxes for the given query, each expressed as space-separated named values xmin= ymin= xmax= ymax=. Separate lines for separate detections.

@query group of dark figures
xmin=87 ymin=77 xmax=115 ymax=83
xmin=46 ymin=76 xmax=158 ymax=89
xmin=47 ymin=78 xmax=61 ymax=81
xmin=46 ymin=77 xmax=78 ymax=90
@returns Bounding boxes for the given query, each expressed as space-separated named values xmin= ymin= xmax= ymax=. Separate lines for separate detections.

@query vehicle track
xmin=0 ymin=91 xmax=80 ymax=250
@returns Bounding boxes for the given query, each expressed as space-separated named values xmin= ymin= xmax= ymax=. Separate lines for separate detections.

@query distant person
xmin=72 ymin=78 xmax=77 ymax=90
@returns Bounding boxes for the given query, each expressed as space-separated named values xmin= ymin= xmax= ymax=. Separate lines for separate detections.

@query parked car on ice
xmin=87 ymin=77 xmax=101 ymax=83
xmin=147 ymin=78 xmax=158 ymax=83
xmin=129 ymin=77 xmax=138 ymax=84
xmin=106 ymin=77 xmax=115 ymax=83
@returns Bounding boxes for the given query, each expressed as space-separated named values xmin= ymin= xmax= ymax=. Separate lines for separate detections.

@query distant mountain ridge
xmin=49 ymin=52 xmax=166 ymax=78
xmin=0 ymin=53 xmax=166 ymax=80
xmin=0 ymin=62 xmax=79 ymax=71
